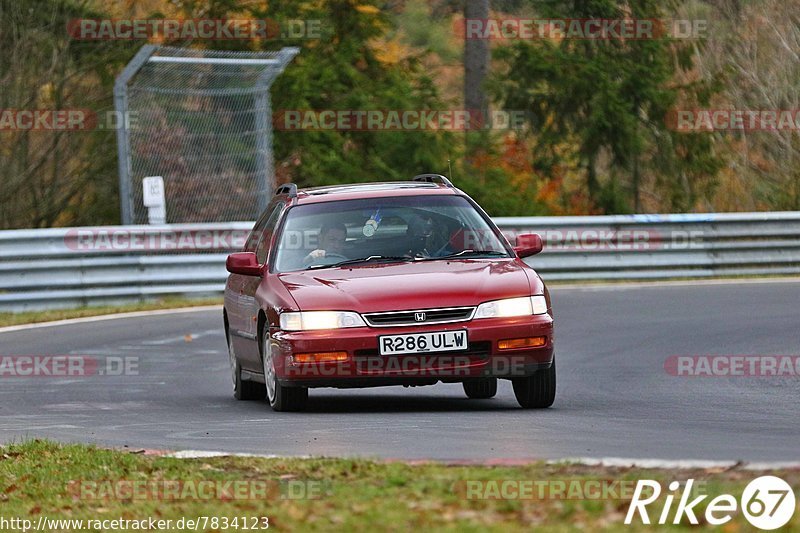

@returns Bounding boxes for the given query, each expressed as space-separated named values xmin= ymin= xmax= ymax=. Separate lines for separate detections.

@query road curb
xmin=133 ymin=449 xmax=800 ymax=470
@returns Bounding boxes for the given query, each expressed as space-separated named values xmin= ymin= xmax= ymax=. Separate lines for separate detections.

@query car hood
xmin=277 ymin=259 xmax=539 ymax=313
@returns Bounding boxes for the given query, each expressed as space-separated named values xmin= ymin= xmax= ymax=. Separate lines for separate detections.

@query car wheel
xmin=262 ymin=325 xmax=308 ymax=412
xmin=229 ymin=335 xmax=265 ymax=401
xmin=462 ymin=378 xmax=498 ymax=399
xmin=512 ymin=357 xmax=556 ymax=408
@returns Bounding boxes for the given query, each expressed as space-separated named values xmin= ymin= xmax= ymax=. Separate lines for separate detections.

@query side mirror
xmin=226 ymin=252 xmax=263 ymax=276
xmin=513 ymin=233 xmax=544 ymax=258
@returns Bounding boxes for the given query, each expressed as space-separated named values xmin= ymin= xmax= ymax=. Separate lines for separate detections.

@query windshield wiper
xmin=307 ymin=255 xmax=416 ymax=269
xmin=422 ymin=249 xmax=508 ymax=261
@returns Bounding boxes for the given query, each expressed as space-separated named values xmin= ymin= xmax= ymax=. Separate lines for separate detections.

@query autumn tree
xmin=493 ymin=0 xmax=722 ymax=213
xmin=0 ymin=0 xmax=129 ymax=228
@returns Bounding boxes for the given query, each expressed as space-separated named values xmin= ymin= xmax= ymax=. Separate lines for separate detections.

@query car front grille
xmin=362 ymin=306 xmax=475 ymax=327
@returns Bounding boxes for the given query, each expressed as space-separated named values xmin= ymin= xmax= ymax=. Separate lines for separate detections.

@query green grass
xmin=0 ymin=297 xmax=222 ymax=328
xmin=1 ymin=440 xmax=797 ymax=531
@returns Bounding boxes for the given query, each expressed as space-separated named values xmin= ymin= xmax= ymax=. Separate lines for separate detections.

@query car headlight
xmin=474 ymin=296 xmax=548 ymax=318
xmin=279 ymin=311 xmax=366 ymax=331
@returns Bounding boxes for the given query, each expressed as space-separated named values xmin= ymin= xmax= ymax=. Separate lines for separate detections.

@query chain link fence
xmin=114 ymin=45 xmax=299 ymax=225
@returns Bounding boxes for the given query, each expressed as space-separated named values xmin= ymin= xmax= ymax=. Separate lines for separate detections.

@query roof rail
xmin=274 ymin=183 xmax=298 ymax=198
xmin=412 ymin=174 xmax=454 ymax=188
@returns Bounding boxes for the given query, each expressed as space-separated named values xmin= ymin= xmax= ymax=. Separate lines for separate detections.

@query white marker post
xmin=142 ymin=176 xmax=167 ymax=225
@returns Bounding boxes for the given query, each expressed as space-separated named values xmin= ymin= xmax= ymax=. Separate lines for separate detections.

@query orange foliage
xmin=471 ymin=135 xmax=534 ymax=190
xmin=471 ymin=135 xmax=601 ymax=215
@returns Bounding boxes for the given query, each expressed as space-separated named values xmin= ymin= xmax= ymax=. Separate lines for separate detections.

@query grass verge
xmin=1 ymin=440 xmax=797 ymax=531
xmin=0 ymin=297 xmax=222 ymax=328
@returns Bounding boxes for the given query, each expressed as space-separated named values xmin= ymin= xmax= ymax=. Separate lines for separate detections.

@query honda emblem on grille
xmin=414 ymin=312 xmax=426 ymax=322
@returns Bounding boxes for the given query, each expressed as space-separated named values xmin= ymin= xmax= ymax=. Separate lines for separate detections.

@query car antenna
xmin=448 ymin=157 xmax=454 ymax=181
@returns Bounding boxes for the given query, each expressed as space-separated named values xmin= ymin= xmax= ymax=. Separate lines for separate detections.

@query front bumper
xmin=270 ymin=314 xmax=554 ymax=387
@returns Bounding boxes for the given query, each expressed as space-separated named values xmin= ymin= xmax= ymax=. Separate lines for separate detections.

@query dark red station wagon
xmin=224 ymin=175 xmax=555 ymax=411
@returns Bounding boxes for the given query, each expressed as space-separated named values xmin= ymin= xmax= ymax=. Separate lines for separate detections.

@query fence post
xmin=254 ymin=47 xmax=300 ymax=215
xmin=114 ymin=45 xmax=156 ymax=225
xmin=253 ymin=90 xmax=273 ymax=215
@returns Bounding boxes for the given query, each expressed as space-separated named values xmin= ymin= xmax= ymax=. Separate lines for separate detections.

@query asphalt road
xmin=1 ymin=280 xmax=798 ymax=461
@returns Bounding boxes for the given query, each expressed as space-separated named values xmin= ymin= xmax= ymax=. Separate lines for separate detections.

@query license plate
xmin=379 ymin=330 xmax=469 ymax=356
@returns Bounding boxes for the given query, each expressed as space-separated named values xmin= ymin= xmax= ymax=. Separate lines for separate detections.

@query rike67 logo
xmin=625 ymin=476 xmax=796 ymax=530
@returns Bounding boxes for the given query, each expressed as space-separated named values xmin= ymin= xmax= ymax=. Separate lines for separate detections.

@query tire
xmin=512 ymin=357 xmax=556 ymax=408
xmin=262 ymin=325 xmax=308 ymax=412
xmin=462 ymin=378 xmax=498 ymax=399
xmin=229 ymin=335 xmax=265 ymax=401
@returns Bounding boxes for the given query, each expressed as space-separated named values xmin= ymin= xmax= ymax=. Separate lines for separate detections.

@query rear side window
xmin=245 ymin=208 xmax=273 ymax=252
xmin=254 ymin=204 xmax=283 ymax=265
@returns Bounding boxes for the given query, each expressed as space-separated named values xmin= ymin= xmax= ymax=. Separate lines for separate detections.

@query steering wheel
xmin=304 ymin=251 xmax=350 ymax=268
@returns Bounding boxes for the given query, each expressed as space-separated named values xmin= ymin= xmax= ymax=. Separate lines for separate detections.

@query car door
xmin=227 ymin=204 xmax=280 ymax=368
xmin=237 ymin=201 xmax=284 ymax=371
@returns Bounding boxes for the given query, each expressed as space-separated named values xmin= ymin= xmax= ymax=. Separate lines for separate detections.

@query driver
xmin=303 ymin=222 xmax=348 ymax=265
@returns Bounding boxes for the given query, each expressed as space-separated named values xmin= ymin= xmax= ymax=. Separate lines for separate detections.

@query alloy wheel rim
xmin=228 ymin=337 xmax=237 ymax=387
xmin=264 ymin=337 xmax=276 ymax=402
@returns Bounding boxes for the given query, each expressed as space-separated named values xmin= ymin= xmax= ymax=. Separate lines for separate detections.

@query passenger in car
xmin=405 ymin=214 xmax=435 ymax=256
xmin=405 ymin=214 xmax=458 ymax=257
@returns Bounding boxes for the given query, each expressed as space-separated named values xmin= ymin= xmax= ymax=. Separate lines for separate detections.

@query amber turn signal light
xmin=292 ymin=351 xmax=349 ymax=364
xmin=498 ymin=336 xmax=547 ymax=350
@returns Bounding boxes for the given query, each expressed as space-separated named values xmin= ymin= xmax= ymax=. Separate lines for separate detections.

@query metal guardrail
xmin=1 ymin=213 xmax=800 ymax=311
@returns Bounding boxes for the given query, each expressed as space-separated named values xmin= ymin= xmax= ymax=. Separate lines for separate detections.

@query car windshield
xmin=273 ymin=195 xmax=511 ymax=272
